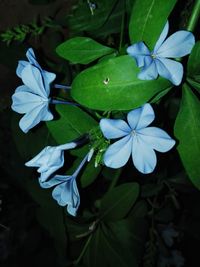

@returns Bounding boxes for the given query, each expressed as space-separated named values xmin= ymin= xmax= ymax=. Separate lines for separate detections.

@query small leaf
xmin=56 ymin=37 xmax=115 ymax=64
xmin=174 ymin=83 xmax=200 ymax=190
xmin=46 ymin=105 xmax=97 ymax=144
xmin=99 ymin=182 xmax=139 ymax=221
xmin=129 ymin=0 xmax=177 ymax=49
xmin=71 ymin=55 xmax=171 ymax=111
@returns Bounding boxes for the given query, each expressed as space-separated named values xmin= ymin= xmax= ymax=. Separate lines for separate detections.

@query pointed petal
xmin=155 ymin=58 xmax=183 ymax=85
xmin=19 ymin=103 xmax=51 ymax=133
xmin=16 ymin=61 xmax=29 ymax=78
xmin=100 ymin=118 xmax=131 ymax=139
xmin=137 ymin=127 xmax=176 ymax=152
xmin=11 ymin=90 xmax=46 ymax=114
xmin=138 ymin=59 xmax=158 ymax=80
xmin=21 ymin=64 xmax=48 ymax=98
xmin=154 ymin=21 xmax=169 ymax=52
xmin=127 ymin=103 xmax=155 ymax=130
xmin=103 ymin=135 xmax=132 ymax=168
xmin=132 ymin=136 xmax=157 ymax=174
xmin=156 ymin=31 xmax=195 ymax=58
xmin=127 ymin=42 xmax=151 ymax=67
xmin=26 ymin=48 xmax=41 ymax=69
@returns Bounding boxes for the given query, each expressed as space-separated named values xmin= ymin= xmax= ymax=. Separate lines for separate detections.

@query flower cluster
xmin=25 ymin=140 xmax=92 ymax=216
xmin=11 ymin=19 xmax=195 ymax=216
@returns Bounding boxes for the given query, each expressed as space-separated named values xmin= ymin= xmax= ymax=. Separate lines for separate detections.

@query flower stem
xmin=73 ymin=234 xmax=93 ymax=265
xmin=54 ymin=84 xmax=71 ymax=90
xmin=186 ymin=0 xmax=200 ymax=32
xmin=50 ymin=99 xmax=79 ymax=106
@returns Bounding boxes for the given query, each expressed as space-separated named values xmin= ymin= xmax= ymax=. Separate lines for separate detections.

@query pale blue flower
xmin=100 ymin=104 xmax=175 ymax=174
xmin=11 ymin=48 xmax=56 ymax=133
xmin=11 ymin=63 xmax=55 ymax=133
xmin=127 ymin=21 xmax=195 ymax=85
xmin=38 ymin=152 xmax=90 ymax=216
xmin=25 ymin=142 xmax=77 ymax=182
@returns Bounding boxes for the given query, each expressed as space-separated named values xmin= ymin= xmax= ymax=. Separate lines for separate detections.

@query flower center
xmin=131 ymin=130 xmax=137 ymax=136
xmin=151 ymin=53 xmax=156 ymax=59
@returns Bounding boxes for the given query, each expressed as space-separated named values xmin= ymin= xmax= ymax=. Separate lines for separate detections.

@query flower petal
xmin=132 ymin=135 xmax=157 ymax=174
xmin=137 ymin=127 xmax=176 ymax=152
xmin=155 ymin=58 xmax=183 ymax=85
xmin=103 ymin=135 xmax=132 ymax=168
xmin=21 ymin=64 xmax=48 ymax=98
xmin=154 ymin=21 xmax=169 ymax=52
xmin=127 ymin=104 xmax=155 ymax=130
xmin=26 ymin=48 xmax=41 ymax=69
xmin=52 ymin=178 xmax=80 ymax=216
xmin=127 ymin=42 xmax=151 ymax=67
xmin=156 ymin=31 xmax=195 ymax=58
xmin=100 ymin=118 xmax=131 ymax=139
xmin=138 ymin=59 xmax=158 ymax=80
xmin=19 ymin=103 xmax=52 ymax=133
xmin=16 ymin=61 xmax=29 ymax=78
xmin=42 ymin=70 xmax=56 ymax=93
xmin=11 ymin=89 xmax=46 ymax=114
xmin=39 ymin=174 xmax=71 ymax=189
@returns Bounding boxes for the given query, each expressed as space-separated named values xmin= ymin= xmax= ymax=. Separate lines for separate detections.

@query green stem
xmin=186 ymin=0 xmax=200 ymax=31
xmin=73 ymin=234 xmax=93 ymax=266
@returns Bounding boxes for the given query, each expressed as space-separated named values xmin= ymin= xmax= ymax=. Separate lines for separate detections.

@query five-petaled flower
xmin=25 ymin=142 xmax=77 ymax=182
xmin=11 ymin=48 xmax=56 ymax=133
xmin=38 ymin=153 xmax=90 ymax=216
xmin=127 ymin=21 xmax=195 ymax=85
xmin=100 ymin=104 xmax=175 ymax=174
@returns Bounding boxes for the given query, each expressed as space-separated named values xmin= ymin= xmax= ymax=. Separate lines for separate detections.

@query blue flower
xmin=127 ymin=21 xmax=195 ymax=85
xmin=38 ymin=152 xmax=90 ymax=216
xmin=25 ymin=142 xmax=77 ymax=182
xmin=100 ymin=104 xmax=175 ymax=174
xmin=11 ymin=48 xmax=56 ymax=133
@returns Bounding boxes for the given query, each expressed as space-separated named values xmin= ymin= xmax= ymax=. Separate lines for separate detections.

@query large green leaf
xmin=99 ymin=182 xmax=139 ymax=221
xmin=129 ymin=0 xmax=177 ymax=49
xmin=174 ymin=83 xmax=200 ymax=190
xmin=71 ymin=55 xmax=171 ymax=110
xmin=56 ymin=37 xmax=115 ymax=64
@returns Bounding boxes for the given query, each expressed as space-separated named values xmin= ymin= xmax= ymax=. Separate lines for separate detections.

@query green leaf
xmin=71 ymin=55 xmax=171 ymax=111
xmin=129 ymin=0 xmax=177 ymax=49
xmin=67 ymin=0 xmax=118 ymax=36
xmin=80 ymin=158 xmax=101 ymax=187
xmin=83 ymin=217 xmax=148 ymax=267
xmin=187 ymin=41 xmax=200 ymax=78
xmin=56 ymin=37 xmax=115 ymax=64
xmin=99 ymin=182 xmax=139 ymax=221
xmin=174 ymin=83 xmax=200 ymax=190
xmin=46 ymin=105 xmax=97 ymax=156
